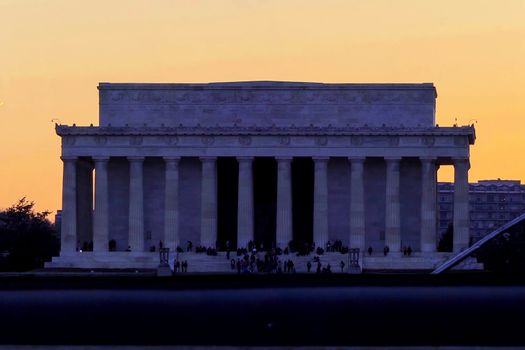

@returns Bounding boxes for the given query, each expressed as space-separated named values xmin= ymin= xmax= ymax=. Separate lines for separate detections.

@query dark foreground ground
xmin=1 ymin=273 xmax=524 ymax=347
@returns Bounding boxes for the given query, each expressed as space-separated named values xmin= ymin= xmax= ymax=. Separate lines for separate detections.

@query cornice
xmin=55 ymin=124 xmax=475 ymax=144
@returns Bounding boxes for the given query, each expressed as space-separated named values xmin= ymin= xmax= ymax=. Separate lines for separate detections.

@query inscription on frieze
xmin=315 ymin=136 xmax=328 ymax=146
xmin=454 ymin=136 xmax=468 ymax=146
xmin=422 ymin=136 xmax=435 ymax=146
xmin=279 ymin=136 xmax=291 ymax=145
xmin=130 ymin=136 xmax=143 ymax=145
xmin=389 ymin=137 xmax=400 ymax=146
xmin=238 ymin=136 xmax=252 ymax=146
xmin=351 ymin=136 xmax=363 ymax=146
xmin=95 ymin=136 xmax=107 ymax=145
xmin=64 ymin=136 xmax=76 ymax=146
xmin=163 ymin=136 xmax=179 ymax=145
xmin=202 ymin=136 xmax=215 ymax=145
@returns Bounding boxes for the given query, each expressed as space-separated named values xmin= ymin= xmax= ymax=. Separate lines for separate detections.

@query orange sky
xmin=1 ymin=0 xmax=524 ymax=214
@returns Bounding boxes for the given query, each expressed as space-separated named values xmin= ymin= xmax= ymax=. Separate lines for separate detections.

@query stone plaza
xmin=47 ymin=81 xmax=477 ymax=271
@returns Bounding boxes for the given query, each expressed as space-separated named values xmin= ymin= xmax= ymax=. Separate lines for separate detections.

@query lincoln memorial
xmin=47 ymin=81 xmax=477 ymax=271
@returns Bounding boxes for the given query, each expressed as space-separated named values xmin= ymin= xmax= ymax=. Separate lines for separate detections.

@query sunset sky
xmin=1 ymin=0 xmax=524 ymax=215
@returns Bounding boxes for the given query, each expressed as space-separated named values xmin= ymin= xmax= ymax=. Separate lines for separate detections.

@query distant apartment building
xmin=438 ymin=179 xmax=525 ymax=243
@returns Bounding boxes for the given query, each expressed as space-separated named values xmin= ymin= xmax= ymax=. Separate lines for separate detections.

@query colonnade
xmin=59 ymin=156 xmax=471 ymax=255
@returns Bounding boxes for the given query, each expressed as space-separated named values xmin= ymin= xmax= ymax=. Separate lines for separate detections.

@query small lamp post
xmin=159 ymin=248 xmax=170 ymax=267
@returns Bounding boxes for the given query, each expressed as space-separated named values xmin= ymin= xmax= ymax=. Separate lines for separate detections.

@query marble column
xmin=93 ymin=157 xmax=109 ymax=253
xmin=60 ymin=156 xmax=78 ymax=255
xmin=164 ymin=157 xmax=180 ymax=252
xmin=420 ymin=157 xmax=438 ymax=252
xmin=453 ymin=157 xmax=470 ymax=252
xmin=313 ymin=157 xmax=329 ymax=250
xmin=128 ymin=157 xmax=144 ymax=253
xmin=276 ymin=157 xmax=293 ymax=249
xmin=200 ymin=157 xmax=217 ymax=248
xmin=384 ymin=157 xmax=401 ymax=253
xmin=237 ymin=157 xmax=254 ymax=249
xmin=349 ymin=157 xmax=366 ymax=253
xmin=76 ymin=160 xmax=93 ymax=250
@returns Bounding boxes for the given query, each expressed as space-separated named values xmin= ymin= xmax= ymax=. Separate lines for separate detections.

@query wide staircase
xmin=46 ymin=252 xmax=160 ymax=269
xmin=177 ymin=251 xmax=351 ymax=273
xmin=46 ymin=250 xmax=483 ymax=272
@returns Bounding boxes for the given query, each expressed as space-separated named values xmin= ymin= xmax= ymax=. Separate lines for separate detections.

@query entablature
xmin=56 ymin=124 xmax=475 ymax=144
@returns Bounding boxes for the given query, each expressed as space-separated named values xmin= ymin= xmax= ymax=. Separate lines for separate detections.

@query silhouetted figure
xmin=236 ymin=259 xmax=241 ymax=274
xmin=316 ymin=262 xmax=322 ymax=274
xmin=340 ymin=260 xmax=345 ymax=272
xmin=187 ymin=241 xmax=193 ymax=252
xmin=125 ymin=246 xmax=131 ymax=252
xmin=307 ymin=261 xmax=312 ymax=273
xmin=159 ymin=240 xmax=163 ymax=250
xmin=407 ymin=246 xmax=413 ymax=256
xmin=368 ymin=246 xmax=373 ymax=256
xmin=403 ymin=246 xmax=407 ymax=256
xmin=384 ymin=245 xmax=389 ymax=256
xmin=230 ymin=259 xmax=236 ymax=270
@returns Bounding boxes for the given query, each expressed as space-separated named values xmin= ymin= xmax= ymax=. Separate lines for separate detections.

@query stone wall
xmin=364 ymin=158 xmax=387 ymax=251
xmin=99 ymin=82 xmax=436 ymax=128
xmin=327 ymin=158 xmax=351 ymax=244
xmin=400 ymin=158 xmax=422 ymax=250
xmin=179 ymin=157 xmax=202 ymax=247
xmin=76 ymin=161 xmax=93 ymax=247
xmin=143 ymin=158 xmax=165 ymax=250
xmin=108 ymin=158 xmax=129 ymax=251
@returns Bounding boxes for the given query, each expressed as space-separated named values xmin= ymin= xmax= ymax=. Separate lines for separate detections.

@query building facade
xmin=48 ymin=82 xmax=476 ymax=270
xmin=438 ymin=180 xmax=525 ymax=243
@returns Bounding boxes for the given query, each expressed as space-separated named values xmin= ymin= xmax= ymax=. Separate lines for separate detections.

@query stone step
xmin=46 ymin=251 xmax=482 ymax=271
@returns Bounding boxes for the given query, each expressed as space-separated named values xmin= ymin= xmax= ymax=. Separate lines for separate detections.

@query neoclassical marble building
xmin=48 ymin=82 xmax=476 ymax=270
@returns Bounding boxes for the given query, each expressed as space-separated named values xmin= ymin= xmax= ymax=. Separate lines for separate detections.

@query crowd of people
xmin=325 ymin=240 xmax=348 ymax=253
xmin=366 ymin=245 xmax=414 ymax=256
xmin=230 ymin=250 xmax=289 ymax=274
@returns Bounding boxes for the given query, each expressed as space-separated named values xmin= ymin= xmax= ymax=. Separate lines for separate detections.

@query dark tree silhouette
xmin=476 ymin=221 xmax=525 ymax=272
xmin=0 ymin=198 xmax=59 ymax=271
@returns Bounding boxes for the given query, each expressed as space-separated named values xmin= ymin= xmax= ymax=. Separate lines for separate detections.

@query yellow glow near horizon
xmin=1 ymin=0 xmax=524 ymax=214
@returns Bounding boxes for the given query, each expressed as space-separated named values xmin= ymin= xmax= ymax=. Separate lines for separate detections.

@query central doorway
xmin=253 ymin=157 xmax=277 ymax=250
xmin=292 ymin=157 xmax=314 ymax=250
xmin=217 ymin=157 xmax=238 ymax=250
